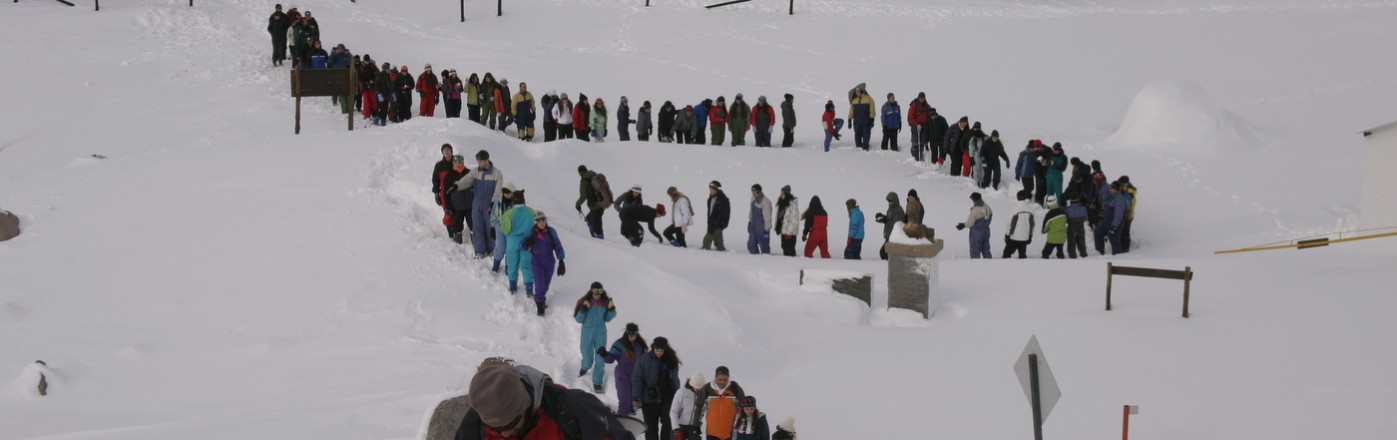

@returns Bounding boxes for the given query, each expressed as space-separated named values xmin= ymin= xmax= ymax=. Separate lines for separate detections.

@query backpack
xmin=591 ymin=174 xmax=614 ymax=210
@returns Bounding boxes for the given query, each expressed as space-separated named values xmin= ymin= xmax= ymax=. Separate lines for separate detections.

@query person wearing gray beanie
xmin=459 ymin=360 xmax=633 ymax=438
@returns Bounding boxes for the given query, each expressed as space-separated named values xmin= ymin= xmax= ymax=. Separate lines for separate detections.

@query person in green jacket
xmin=590 ymin=98 xmax=609 ymax=143
xmin=466 ymin=73 xmax=482 ymax=123
xmin=728 ymin=94 xmax=751 ymax=147
xmin=479 ymin=72 xmax=498 ymax=128
xmin=1040 ymin=195 xmax=1067 ymax=259
xmin=710 ymin=96 xmax=728 ymax=146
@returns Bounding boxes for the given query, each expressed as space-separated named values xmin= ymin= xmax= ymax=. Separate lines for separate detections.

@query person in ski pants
xmin=575 ymin=284 xmax=617 ymax=391
xmin=458 ymin=154 xmax=502 ymax=257
xmin=957 ymin=192 xmax=994 ymax=259
xmin=502 ymin=196 xmax=536 ymax=294
xmin=524 ymin=214 xmax=565 ymax=306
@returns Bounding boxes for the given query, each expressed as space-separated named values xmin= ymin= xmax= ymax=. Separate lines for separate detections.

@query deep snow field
xmin=2 ymin=0 xmax=1397 ymax=439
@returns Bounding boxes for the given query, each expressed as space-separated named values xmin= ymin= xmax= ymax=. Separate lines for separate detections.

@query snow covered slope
xmin=2 ymin=0 xmax=1396 ymax=439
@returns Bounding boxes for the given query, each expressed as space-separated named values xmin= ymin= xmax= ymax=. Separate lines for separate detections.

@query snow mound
xmin=1103 ymin=80 xmax=1268 ymax=154
xmin=1 ymin=361 xmax=59 ymax=401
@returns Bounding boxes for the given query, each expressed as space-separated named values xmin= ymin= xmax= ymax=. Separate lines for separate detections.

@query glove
xmin=557 ymin=260 xmax=566 ymax=276
xmin=847 ymin=237 xmax=854 ymax=246
xmin=875 ymin=213 xmax=887 ymax=222
xmin=956 ymin=223 xmax=966 ymax=231
xmin=596 ymin=347 xmax=608 ymax=357
xmin=801 ymin=234 xmax=809 ymax=242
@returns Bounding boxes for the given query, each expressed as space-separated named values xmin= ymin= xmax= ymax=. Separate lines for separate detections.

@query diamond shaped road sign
xmin=1013 ymin=335 xmax=1062 ymax=421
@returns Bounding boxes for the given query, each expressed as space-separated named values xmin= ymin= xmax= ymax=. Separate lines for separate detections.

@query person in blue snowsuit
xmin=747 ymin=184 xmax=773 ymax=254
xmin=501 ymin=190 xmax=535 ymax=294
xmin=490 ymin=187 xmax=513 ymax=273
xmin=845 ymin=199 xmax=865 ymax=259
xmin=694 ymin=99 xmax=710 ymax=145
xmin=1015 ymin=142 xmax=1040 ymax=198
xmin=956 ymin=192 xmax=994 ymax=258
xmin=456 ymin=150 xmax=504 ymax=257
xmin=1095 ymin=181 xmax=1127 ymax=255
xmin=598 ymin=322 xmax=648 ymax=416
xmin=522 ymin=211 xmax=565 ymax=316
xmin=575 ymin=282 xmax=617 ymax=392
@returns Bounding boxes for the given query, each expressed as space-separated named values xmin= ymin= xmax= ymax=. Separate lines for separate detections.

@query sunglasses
xmin=487 ymin=414 xmax=524 ymax=433
xmin=591 ymin=288 xmax=604 ymax=294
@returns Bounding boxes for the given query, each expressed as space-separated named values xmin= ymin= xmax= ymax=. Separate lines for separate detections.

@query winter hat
xmin=970 ymin=192 xmax=983 ymax=201
xmin=918 ymin=92 xmax=926 ymax=99
xmin=590 ymin=281 xmax=604 ymax=290
xmin=547 ymin=89 xmax=556 ymax=97
xmin=825 ymin=101 xmax=834 ymax=111
xmin=511 ymin=189 xmax=525 ymax=203
xmin=452 ymin=155 xmax=465 ymax=163
xmin=466 ymin=365 xmax=530 ymax=427
xmin=499 ymin=78 xmax=509 ymax=85
xmin=501 ymin=186 xmax=513 ymax=196
xmin=735 ymin=93 xmax=744 ymax=100
xmin=929 ymin=107 xmax=938 ymax=115
xmin=959 ymin=116 xmax=970 ymax=124
xmin=652 ymin=337 xmax=669 ymax=349
xmin=751 ymin=183 xmax=762 ymax=192
xmin=845 ymin=198 xmax=857 ymax=208
xmin=621 ymin=96 xmax=628 ymax=103
xmin=304 ymin=11 xmax=312 ymax=17
xmin=534 ymin=211 xmax=548 ymax=221
xmin=777 ymin=417 xmax=796 ymax=432
xmin=1045 ymin=195 xmax=1058 ymax=207
xmin=624 ymin=322 xmax=639 ymax=333
xmin=560 ymin=93 xmax=569 ymax=100
xmin=381 ymin=62 xmax=390 ymax=69
xmin=780 ymin=184 xmax=791 ymax=195
xmin=907 ymin=189 xmax=919 ymax=199
xmin=758 ymin=96 xmax=767 ymax=103
xmin=885 ymin=192 xmax=898 ymax=203
xmin=596 ymin=98 xmax=604 ymax=104
xmin=666 ymin=186 xmax=678 ymax=196
xmin=684 ymin=105 xmax=693 ymax=111
xmin=577 ymin=165 xmax=588 ymax=175
xmin=655 ymin=204 xmax=666 ymax=216
xmin=1118 ymin=175 xmax=1131 ymax=184
xmin=631 ymin=185 xmax=642 ymax=193
xmin=972 ymin=121 xmax=981 ymax=129
xmin=475 ymin=150 xmax=490 ymax=160
xmin=709 ymin=180 xmax=722 ymax=189
xmin=991 ymin=130 xmax=1000 ymax=138
xmin=1052 ymin=142 xmax=1063 ymax=151
xmin=740 ymin=396 xmax=757 ymax=408
xmin=400 ymin=66 xmax=408 ymax=72
xmin=688 ymin=372 xmax=706 ymax=388
xmin=715 ymin=366 xmax=730 ymax=377
xmin=784 ymin=93 xmax=793 ymax=101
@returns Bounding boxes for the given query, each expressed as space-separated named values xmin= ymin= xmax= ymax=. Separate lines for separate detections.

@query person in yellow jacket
xmin=512 ymin=82 xmax=536 ymax=141
xmin=699 ymin=366 xmax=746 ymax=440
xmin=848 ymin=85 xmax=876 ymax=151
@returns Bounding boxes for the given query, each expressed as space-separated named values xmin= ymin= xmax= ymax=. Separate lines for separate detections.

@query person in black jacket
xmin=441 ymin=156 xmax=473 ymax=243
xmin=431 ymin=143 xmax=454 ymax=203
xmin=620 ymin=203 xmax=664 ymax=247
xmin=658 ymin=101 xmax=677 ymax=143
xmin=943 ymin=116 xmax=970 ymax=176
xmin=455 ymin=360 xmax=636 ymax=440
xmin=926 ymin=108 xmax=949 ymax=164
xmin=372 ymin=63 xmax=394 ymax=126
xmin=267 ymin=5 xmax=290 ymax=66
xmin=780 ymin=94 xmax=796 ymax=147
xmin=631 ymin=337 xmax=681 ymax=440
xmin=978 ymin=130 xmax=1012 ymax=190
xmin=702 ymin=180 xmax=730 ymax=251
xmin=394 ymin=66 xmax=414 ymax=121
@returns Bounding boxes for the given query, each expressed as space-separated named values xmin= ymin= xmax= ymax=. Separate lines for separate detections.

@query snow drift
xmin=1103 ymin=80 xmax=1269 ymax=154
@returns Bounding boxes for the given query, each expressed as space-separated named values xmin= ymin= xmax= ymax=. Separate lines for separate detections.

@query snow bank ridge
xmin=1104 ymin=79 xmax=1268 ymax=154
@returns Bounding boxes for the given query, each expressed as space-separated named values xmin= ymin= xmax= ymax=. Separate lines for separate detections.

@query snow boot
xmin=593 ymin=385 xmax=604 ymax=393
xmin=535 ymin=301 xmax=546 ymax=316
xmin=578 ymin=369 xmax=588 ymax=378
xmin=508 ymin=279 xmax=518 ymax=294
xmin=525 ymin=283 xmax=534 ymax=298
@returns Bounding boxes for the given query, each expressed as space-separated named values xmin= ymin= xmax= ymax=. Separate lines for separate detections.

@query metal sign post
xmin=1014 ymin=336 xmax=1061 ymax=440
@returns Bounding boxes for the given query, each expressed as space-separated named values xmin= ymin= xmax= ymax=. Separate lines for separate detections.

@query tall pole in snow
xmin=460 ymin=0 xmax=465 ymax=22
xmin=1030 ymin=354 xmax=1044 ymax=440
xmin=789 ymin=0 xmax=794 ymax=15
xmin=497 ymin=0 xmax=502 ymax=16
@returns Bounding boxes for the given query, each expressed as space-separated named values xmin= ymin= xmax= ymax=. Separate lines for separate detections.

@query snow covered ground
xmin=2 ymin=0 xmax=1396 ymax=439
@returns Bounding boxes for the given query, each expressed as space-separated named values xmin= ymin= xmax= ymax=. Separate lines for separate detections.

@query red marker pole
xmin=1121 ymin=405 xmax=1132 ymax=440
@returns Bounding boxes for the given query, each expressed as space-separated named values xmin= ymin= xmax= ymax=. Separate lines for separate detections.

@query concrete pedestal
xmin=885 ymin=239 xmax=944 ymax=318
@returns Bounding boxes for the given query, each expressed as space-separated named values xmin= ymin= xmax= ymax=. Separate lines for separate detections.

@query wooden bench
xmin=1105 ymin=263 xmax=1194 ymax=318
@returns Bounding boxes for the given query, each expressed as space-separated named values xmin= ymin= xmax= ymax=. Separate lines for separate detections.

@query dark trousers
xmin=558 ymin=125 xmax=574 ymax=139
xmin=576 ymin=127 xmax=590 ymax=141
xmin=677 ymin=131 xmax=692 ymax=145
xmin=585 ymin=208 xmax=605 ymax=239
xmin=1021 ymin=176 xmax=1036 ymax=196
xmin=949 ymin=149 xmax=964 ymax=176
xmin=445 ymin=99 xmax=462 ymax=118
xmin=1094 ymin=224 xmax=1123 ymax=255
xmin=845 ymin=238 xmax=863 ymax=259
xmin=1041 ymin=242 xmax=1065 ymax=259
xmin=447 ymin=209 xmax=469 ymax=242
xmin=619 ymin=124 xmax=630 ymax=141
xmin=1002 ymin=238 xmax=1029 ymax=258
xmin=879 ymin=240 xmax=889 ymax=260
xmin=929 ymin=142 xmax=944 ymax=163
xmin=694 ymin=128 xmax=705 ymax=144
xmin=780 ymin=234 xmax=797 ymax=256
xmin=1120 ymin=218 xmax=1134 ymax=252
xmin=1066 ymin=220 xmax=1088 ymax=258
xmin=642 ymin=401 xmax=673 ymax=440
xmin=272 ymin=37 xmax=287 ymax=64
xmin=781 ymin=127 xmax=793 ymax=147
xmin=754 ymin=126 xmax=772 ymax=147
xmin=467 ymin=104 xmax=481 ymax=123
xmin=663 ymin=225 xmax=687 ymax=247
xmin=544 ymin=121 xmax=557 ymax=141
xmin=881 ymin=127 xmax=899 ymax=151
xmin=853 ymin=119 xmax=872 ymax=150
xmin=399 ymin=92 xmax=413 ymax=120
xmin=982 ymin=161 xmax=1004 ymax=189
xmin=1034 ymin=174 xmax=1048 ymax=204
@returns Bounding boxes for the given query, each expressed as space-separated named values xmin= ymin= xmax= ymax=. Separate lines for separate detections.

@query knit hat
xmin=595 ymin=98 xmax=604 ymax=104
xmin=560 ymin=93 xmax=569 ymax=100
xmin=991 ymin=130 xmax=1000 ymax=138
xmin=685 ymin=105 xmax=693 ymax=111
xmin=655 ymin=204 xmax=666 ymax=216
xmin=709 ymin=180 xmax=722 ymax=189
xmin=758 ymin=96 xmax=767 ymax=103
xmin=970 ymin=192 xmax=983 ymax=201
xmin=688 ymin=372 xmax=706 ymax=388
xmin=715 ymin=366 xmax=730 ymax=377
xmin=918 ymin=92 xmax=926 ymax=99
xmin=666 ymin=186 xmax=678 ymax=196
xmin=577 ymin=165 xmax=588 ymax=175
xmin=475 ymin=150 xmax=490 ymax=160
xmin=886 ymin=191 xmax=898 ymax=203
xmin=381 ymin=62 xmax=390 ymax=69
xmin=780 ymin=184 xmax=791 ymax=194
xmin=590 ymin=281 xmax=604 ymax=290
xmin=1045 ymin=195 xmax=1058 ymax=207
xmin=1052 ymin=142 xmax=1063 ymax=151
xmin=499 ymin=78 xmax=508 ymax=85
xmin=424 ymin=63 xmax=432 ymax=69
xmin=452 ymin=155 xmax=465 ymax=163
xmin=534 ymin=211 xmax=548 ymax=221
xmin=717 ymin=96 xmax=726 ymax=102
xmin=777 ymin=417 xmax=796 ymax=432
xmin=466 ymin=365 xmax=530 ymax=427
xmin=625 ymin=322 xmax=639 ymax=333
xmin=845 ymin=198 xmax=857 ymax=208
xmin=751 ymin=184 xmax=762 ymax=192
xmin=511 ymin=189 xmax=525 ymax=203
xmin=735 ymin=93 xmax=744 ymax=100
xmin=400 ymin=66 xmax=408 ymax=72
xmin=652 ymin=336 xmax=669 ymax=349
xmin=784 ymin=93 xmax=793 ymax=101
xmin=631 ymin=185 xmax=642 ymax=193
xmin=740 ymin=396 xmax=757 ymax=408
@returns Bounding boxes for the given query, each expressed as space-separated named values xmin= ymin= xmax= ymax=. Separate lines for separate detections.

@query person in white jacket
xmin=553 ymin=94 xmax=574 ymax=140
xmin=664 ymin=186 xmax=694 ymax=247
xmin=774 ymin=185 xmax=801 ymax=257
xmin=669 ymin=372 xmax=705 ymax=440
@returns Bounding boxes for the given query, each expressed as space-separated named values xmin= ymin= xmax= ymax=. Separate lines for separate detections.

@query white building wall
xmin=1362 ymin=125 xmax=1397 ymax=228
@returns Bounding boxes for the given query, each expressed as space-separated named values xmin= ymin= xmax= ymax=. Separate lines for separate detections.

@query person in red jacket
xmin=416 ymin=64 xmax=438 ymax=117
xmin=573 ymin=94 xmax=592 ymax=141
xmin=801 ymin=195 xmax=831 ymax=258
xmin=821 ymin=100 xmax=844 ymax=153
xmin=750 ymin=96 xmax=778 ymax=147
xmin=907 ymin=92 xmax=931 ymax=161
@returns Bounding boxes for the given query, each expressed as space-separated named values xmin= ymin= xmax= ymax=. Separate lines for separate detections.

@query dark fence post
xmin=460 ymin=0 xmax=465 ymax=22
xmin=789 ymin=0 xmax=793 ymax=15
xmin=497 ymin=0 xmax=502 ymax=16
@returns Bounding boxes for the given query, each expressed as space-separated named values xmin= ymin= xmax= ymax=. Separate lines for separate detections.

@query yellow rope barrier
xmin=1214 ymin=230 xmax=1397 ymax=255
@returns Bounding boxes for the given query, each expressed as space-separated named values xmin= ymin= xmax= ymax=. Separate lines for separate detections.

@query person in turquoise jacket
xmin=501 ymin=190 xmax=536 ymax=295
xmin=575 ymin=282 xmax=617 ymax=392
xmin=1045 ymin=143 xmax=1068 ymax=205
xmin=844 ymin=198 xmax=865 ymax=260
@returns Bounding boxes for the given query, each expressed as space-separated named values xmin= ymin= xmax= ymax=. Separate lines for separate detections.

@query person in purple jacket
xmin=598 ymin=322 xmax=649 ymax=415
xmin=522 ymin=211 xmax=565 ymax=317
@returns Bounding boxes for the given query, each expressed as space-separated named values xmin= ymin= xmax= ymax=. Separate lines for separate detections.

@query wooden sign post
xmin=289 ymin=67 xmax=356 ymax=134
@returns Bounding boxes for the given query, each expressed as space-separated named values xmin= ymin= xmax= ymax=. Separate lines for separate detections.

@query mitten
xmin=557 ymin=260 xmax=566 ymax=276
